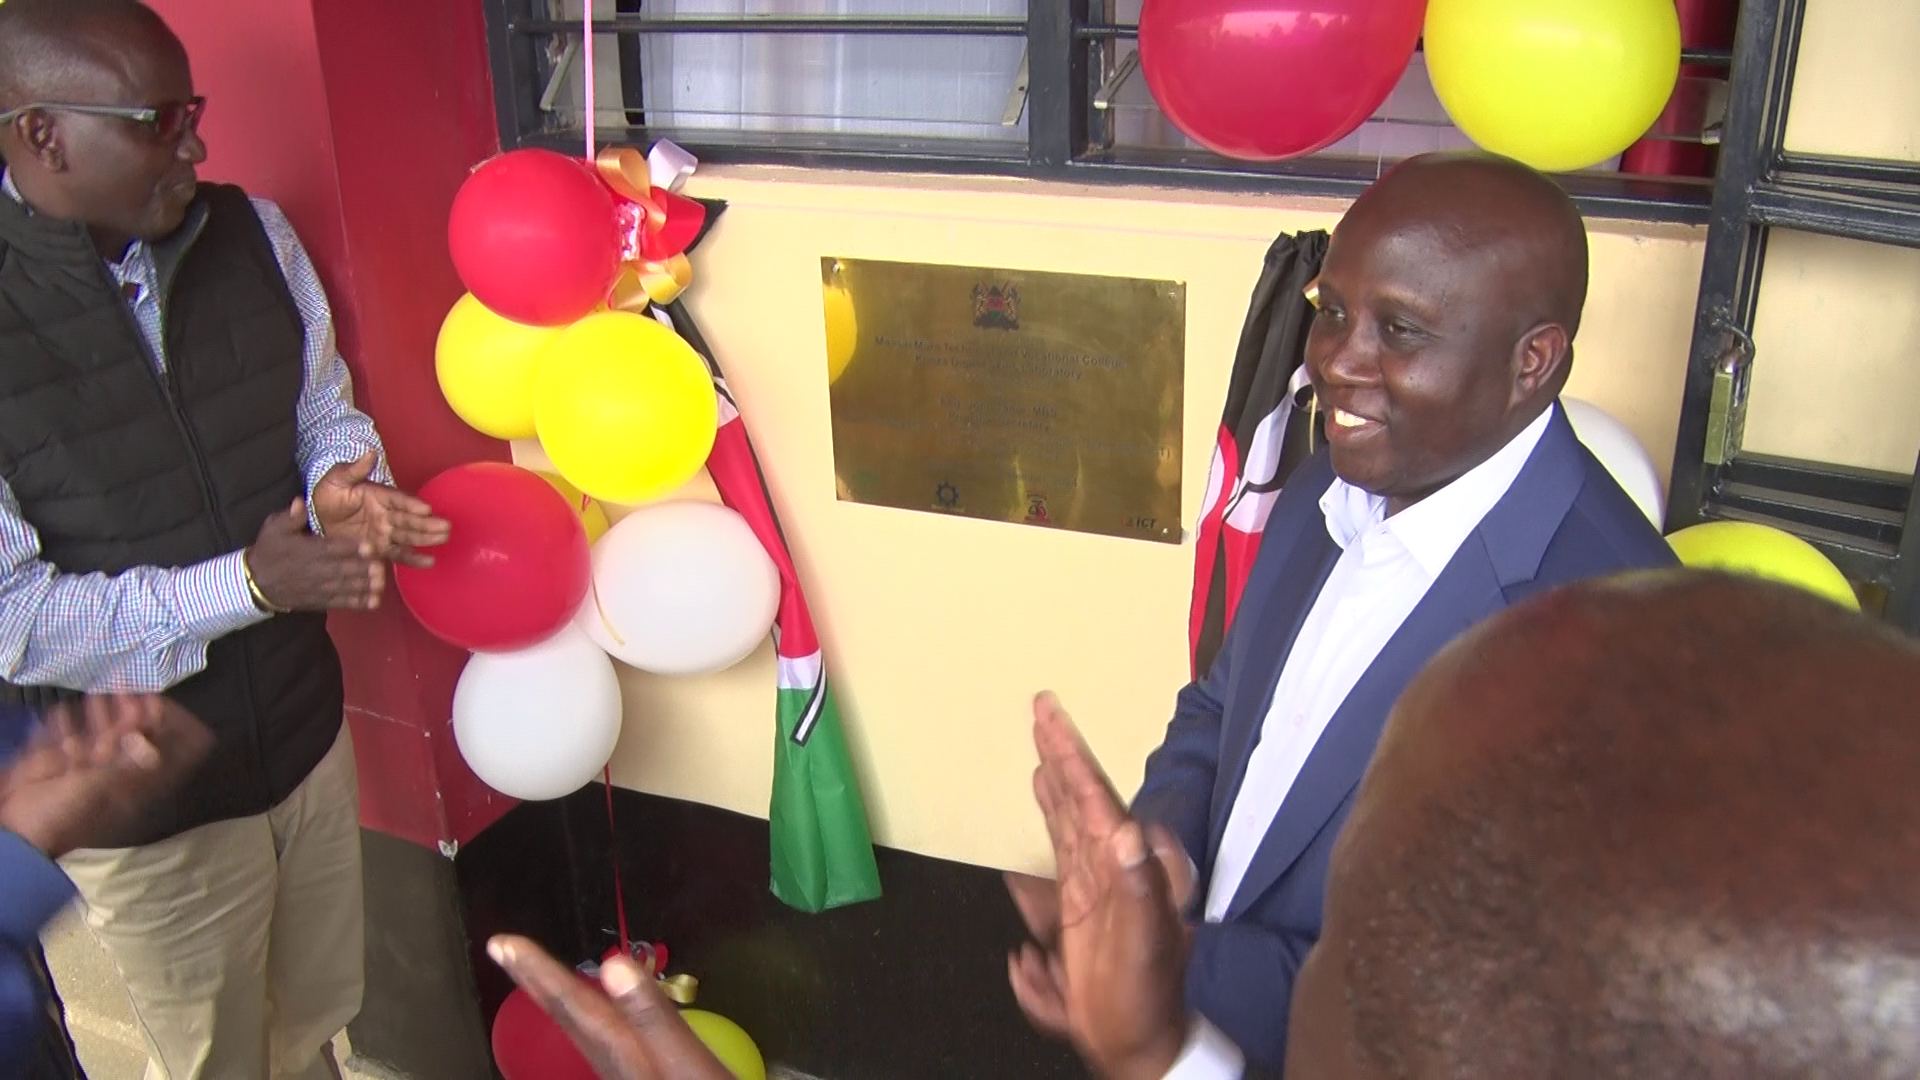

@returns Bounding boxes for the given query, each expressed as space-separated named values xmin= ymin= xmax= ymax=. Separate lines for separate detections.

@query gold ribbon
xmin=589 ymin=578 xmax=627 ymax=648
xmin=592 ymin=145 xmax=701 ymax=308
xmin=633 ymin=944 xmax=700 ymax=1004
xmin=657 ymin=973 xmax=700 ymax=1004
xmin=593 ymin=145 xmax=655 ymax=206
xmin=608 ymin=256 xmax=693 ymax=311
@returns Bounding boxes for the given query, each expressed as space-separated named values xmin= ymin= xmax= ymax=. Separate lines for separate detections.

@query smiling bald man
xmin=1005 ymin=151 xmax=1679 ymax=1072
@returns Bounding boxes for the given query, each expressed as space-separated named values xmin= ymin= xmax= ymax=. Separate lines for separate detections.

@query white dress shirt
xmin=1165 ymin=404 xmax=1554 ymax=1080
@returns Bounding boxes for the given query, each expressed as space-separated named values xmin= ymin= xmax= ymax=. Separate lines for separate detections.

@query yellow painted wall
xmin=1782 ymin=0 xmax=1920 ymax=163
xmin=1743 ymin=0 xmax=1920 ymax=474
xmin=514 ymin=0 xmax=1920 ymax=874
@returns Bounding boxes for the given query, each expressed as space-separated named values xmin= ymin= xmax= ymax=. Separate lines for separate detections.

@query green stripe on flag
xmin=770 ymin=681 xmax=882 ymax=911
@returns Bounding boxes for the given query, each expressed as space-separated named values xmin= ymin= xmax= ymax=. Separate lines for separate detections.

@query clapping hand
xmin=246 ymin=499 xmax=385 ymax=612
xmin=1011 ymin=692 xmax=1195 ymax=1080
xmin=487 ymin=936 xmax=734 ymax=1080
xmin=0 ymin=694 xmax=212 ymax=857
xmin=312 ymin=451 xmax=450 ymax=568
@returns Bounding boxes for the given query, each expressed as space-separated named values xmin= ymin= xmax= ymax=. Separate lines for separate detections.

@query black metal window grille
xmin=1665 ymin=0 xmax=1920 ymax=630
xmin=481 ymin=1 xmax=1731 ymax=223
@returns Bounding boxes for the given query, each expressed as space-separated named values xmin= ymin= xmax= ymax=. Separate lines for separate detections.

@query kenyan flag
xmin=1189 ymin=230 xmax=1328 ymax=677
xmin=651 ymin=303 xmax=883 ymax=913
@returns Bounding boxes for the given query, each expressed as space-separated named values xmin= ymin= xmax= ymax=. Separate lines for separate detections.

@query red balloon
xmin=493 ymin=981 xmax=599 ymax=1080
xmin=449 ymin=149 xmax=620 ymax=327
xmin=1138 ymin=0 xmax=1425 ymax=161
xmin=394 ymin=462 xmax=590 ymax=652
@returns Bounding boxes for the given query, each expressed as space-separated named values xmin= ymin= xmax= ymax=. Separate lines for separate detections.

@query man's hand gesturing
xmin=245 ymin=498 xmax=385 ymax=612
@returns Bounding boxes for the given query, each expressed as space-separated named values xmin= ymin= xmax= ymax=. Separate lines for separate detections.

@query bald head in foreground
xmin=1290 ymin=570 xmax=1920 ymax=1079
xmin=487 ymin=570 xmax=1919 ymax=1078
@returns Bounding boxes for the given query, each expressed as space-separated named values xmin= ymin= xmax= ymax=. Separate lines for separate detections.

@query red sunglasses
xmin=0 ymin=96 xmax=206 ymax=142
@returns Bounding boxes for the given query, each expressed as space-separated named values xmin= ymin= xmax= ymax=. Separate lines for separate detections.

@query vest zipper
xmin=101 ymin=252 xmax=275 ymax=811
xmin=101 ymin=263 xmax=233 ymax=549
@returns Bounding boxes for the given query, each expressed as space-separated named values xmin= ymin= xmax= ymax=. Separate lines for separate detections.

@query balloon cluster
xmin=399 ymin=142 xmax=780 ymax=803
xmin=1136 ymin=0 xmax=1681 ymax=173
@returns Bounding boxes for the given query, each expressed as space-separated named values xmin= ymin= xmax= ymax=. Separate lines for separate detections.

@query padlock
xmin=1703 ymin=319 xmax=1755 ymax=467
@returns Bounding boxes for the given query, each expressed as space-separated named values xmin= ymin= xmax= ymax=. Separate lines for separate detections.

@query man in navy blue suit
xmin=1 ymin=696 xmax=210 ymax=1080
xmin=1007 ymin=150 xmax=1678 ymax=1073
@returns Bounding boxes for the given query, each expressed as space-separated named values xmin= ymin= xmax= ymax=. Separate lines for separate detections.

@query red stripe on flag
xmin=702 ymin=413 xmax=821 ymax=661
xmin=1187 ymin=426 xmax=1238 ymax=678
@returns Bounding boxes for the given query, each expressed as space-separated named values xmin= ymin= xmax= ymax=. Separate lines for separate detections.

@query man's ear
xmin=13 ymin=109 xmax=66 ymax=171
xmin=1511 ymin=321 xmax=1572 ymax=405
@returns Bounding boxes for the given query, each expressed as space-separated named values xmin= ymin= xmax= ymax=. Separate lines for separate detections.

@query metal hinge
xmin=1094 ymin=48 xmax=1140 ymax=111
xmin=1002 ymin=44 xmax=1031 ymax=126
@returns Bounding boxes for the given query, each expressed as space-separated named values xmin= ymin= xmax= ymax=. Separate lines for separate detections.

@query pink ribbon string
xmin=582 ymin=2 xmax=595 ymax=158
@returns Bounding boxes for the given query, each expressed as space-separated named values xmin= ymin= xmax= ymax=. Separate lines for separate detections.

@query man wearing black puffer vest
xmin=0 ymin=1 xmax=450 ymax=1077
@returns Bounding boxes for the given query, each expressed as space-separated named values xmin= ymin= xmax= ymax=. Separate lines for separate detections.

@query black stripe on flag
xmin=1190 ymin=230 xmax=1328 ymax=678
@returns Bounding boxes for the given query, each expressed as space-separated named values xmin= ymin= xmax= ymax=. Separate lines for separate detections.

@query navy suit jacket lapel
xmin=1221 ymin=545 xmax=1504 ymax=919
xmin=1205 ymin=464 xmax=1341 ymax=864
xmin=1219 ymin=406 xmax=1590 ymax=918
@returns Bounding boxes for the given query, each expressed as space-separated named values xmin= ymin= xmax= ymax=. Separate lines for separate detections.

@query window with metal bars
xmin=1665 ymin=0 xmax=1920 ymax=629
xmin=481 ymin=1 xmax=1734 ymax=223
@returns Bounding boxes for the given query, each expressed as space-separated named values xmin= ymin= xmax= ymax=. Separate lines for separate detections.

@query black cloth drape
xmin=1188 ymin=230 xmax=1329 ymax=678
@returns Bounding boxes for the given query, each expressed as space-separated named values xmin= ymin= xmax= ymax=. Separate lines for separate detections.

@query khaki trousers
xmin=57 ymin=727 xmax=365 ymax=1080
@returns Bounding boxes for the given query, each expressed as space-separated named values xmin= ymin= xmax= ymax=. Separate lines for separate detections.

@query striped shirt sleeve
xmin=0 ymin=481 xmax=264 ymax=693
xmin=249 ymin=198 xmax=394 ymax=533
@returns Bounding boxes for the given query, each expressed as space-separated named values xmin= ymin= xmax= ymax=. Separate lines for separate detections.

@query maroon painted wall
xmin=145 ymin=0 xmax=517 ymax=851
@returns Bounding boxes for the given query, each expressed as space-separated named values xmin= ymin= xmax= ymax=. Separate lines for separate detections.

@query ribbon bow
xmin=592 ymin=140 xmax=706 ymax=310
xmin=584 ymin=940 xmax=700 ymax=1005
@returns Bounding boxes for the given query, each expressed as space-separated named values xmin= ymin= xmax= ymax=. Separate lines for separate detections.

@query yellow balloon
xmin=680 ymin=1011 xmax=765 ymax=1080
xmin=435 ymin=293 xmax=561 ymax=440
xmin=533 ymin=470 xmax=611 ymax=545
xmin=823 ymin=282 xmax=858 ymax=385
xmin=534 ymin=311 xmax=717 ymax=505
xmin=1667 ymin=521 xmax=1860 ymax=611
xmin=1425 ymin=0 xmax=1681 ymax=172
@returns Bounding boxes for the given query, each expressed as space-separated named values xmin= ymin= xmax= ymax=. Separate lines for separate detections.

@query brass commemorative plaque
xmin=823 ymin=257 xmax=1185 ymax=543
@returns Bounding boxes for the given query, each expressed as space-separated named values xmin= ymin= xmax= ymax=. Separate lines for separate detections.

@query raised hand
xmin=1006 ymin=694 xmax=1195 ymax=1047
xmin=312 ymin=451 xmax=450 ymax=568
xmin=1006 ymin=868 xmax=1071 ymax=1038
xmin=246 ymin=498 xmax=386 ymax=612
xmin=0 ymin=694 xmax=212 ymax=857
xmin=1014 ymin=692 xmax=1193 ymax=1080
xmin=487 ymin=935 xmax=734 ymax=1080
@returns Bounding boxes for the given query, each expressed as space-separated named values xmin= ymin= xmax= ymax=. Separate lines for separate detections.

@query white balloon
xmin=1562 ymin=398 xmax=1665 ymax=530
xmin=453 ymin=623 xmax=622 ymax=801
xmin=577 ymin=500 xmax=781 ymax=676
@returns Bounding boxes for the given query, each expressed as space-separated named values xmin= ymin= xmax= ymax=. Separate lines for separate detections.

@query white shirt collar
xmin=1320 ymin=403 xmax=1556 ymax=578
